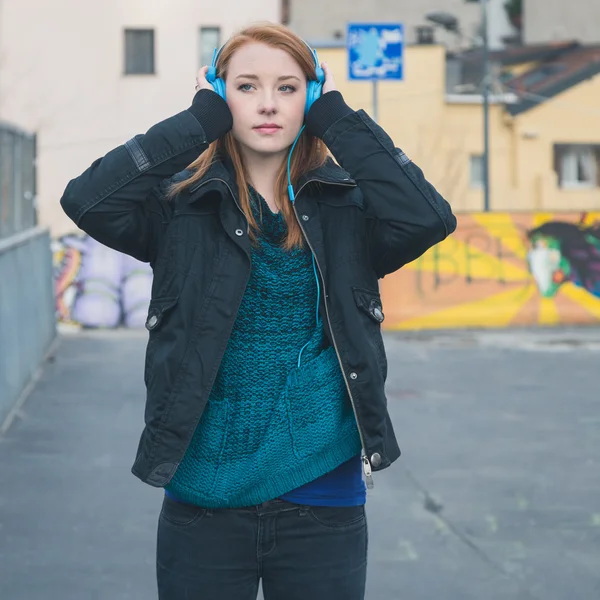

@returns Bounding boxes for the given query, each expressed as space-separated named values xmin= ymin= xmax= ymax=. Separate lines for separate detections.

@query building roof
xmin=490 ymin=41 xmax=580 ymax=66
xmin=503 ymin=44 xmax=600 ymax=115
xmin=447 ymin=41 xmax=579 ymax=80
xmin=448 ymin=41 xmax=600 ymax=116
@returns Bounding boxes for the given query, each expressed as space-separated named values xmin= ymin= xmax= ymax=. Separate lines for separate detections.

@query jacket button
xmin=349 ymin=372 xmax=358 ymax=380
xmin=235 ymin=229 xmax=244 ymax=236
xmin=146 ymin=315 xmax=158 ymax=330
xmin=372 ymin=307 xmax=384 ymax=322
xmin=301 ymin=214 xmax=309 ymax=221
xmin=370 ymin=453 xmax=382 ymax=468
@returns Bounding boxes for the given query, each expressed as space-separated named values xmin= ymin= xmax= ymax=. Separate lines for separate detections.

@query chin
xmin=246 ymin=141 xmax=291 ymax=157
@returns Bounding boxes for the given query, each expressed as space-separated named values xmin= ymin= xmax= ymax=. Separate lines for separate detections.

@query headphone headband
xmin=210 ymin=46 xmax=224 ymax=72
xmin=209 ymin=39 xmax=322 ymax=82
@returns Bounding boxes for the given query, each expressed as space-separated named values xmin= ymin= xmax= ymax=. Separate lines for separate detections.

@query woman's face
xmin=225 ymin=42 xmax=307 ymax=161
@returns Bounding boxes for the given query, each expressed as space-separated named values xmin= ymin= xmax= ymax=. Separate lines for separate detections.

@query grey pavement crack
xmin=401 ymin=463 xmax=543 ymax=600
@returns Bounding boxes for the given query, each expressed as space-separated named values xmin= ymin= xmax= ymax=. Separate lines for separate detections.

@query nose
xmin=258 ymin=91 xmax=278 ymax=115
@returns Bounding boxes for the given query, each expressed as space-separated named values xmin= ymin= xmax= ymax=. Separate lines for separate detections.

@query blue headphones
xmin=206 ymin=42 xmax=325 ymax=116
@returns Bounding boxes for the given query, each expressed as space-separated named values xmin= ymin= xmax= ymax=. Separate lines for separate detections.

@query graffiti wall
xmin=53 ymin=212 xmax=600 ymax=331
xmin=381 ymin=212 xmax=600 ymax=330
xmin=53 ymin=233 xmax=152 ymax=328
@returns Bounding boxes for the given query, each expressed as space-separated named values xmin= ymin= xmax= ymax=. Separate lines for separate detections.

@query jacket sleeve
xmin=305 ymin=91 xmax=457 ymax=278
xmin=60 ymin=89 xmax=233 ymax=263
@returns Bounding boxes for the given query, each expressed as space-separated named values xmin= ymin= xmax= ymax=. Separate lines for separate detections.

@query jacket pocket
xmin=352 ymin=287 xmax=387 ymax=380
xmin=145 ymin=296 xmax=179 ymax=331
xmin=144 ymin=296 xmax=179 ymax=385
xmin=352 ymin=287 xmax=385 ymax=324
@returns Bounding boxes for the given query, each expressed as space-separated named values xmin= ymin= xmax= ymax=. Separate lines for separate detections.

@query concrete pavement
xmin=1 ymin=327 xmax=599 ymax=599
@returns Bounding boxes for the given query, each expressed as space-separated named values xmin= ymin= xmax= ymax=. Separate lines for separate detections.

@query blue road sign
xmin=347 ymin=23 xmax=404 ymax=81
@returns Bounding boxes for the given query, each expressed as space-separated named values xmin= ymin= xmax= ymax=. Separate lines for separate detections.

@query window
xmin=415 ymin=26 xmax=435 ymax=45
xmin=469 ymin=154 xmax=484 ymax=188
xmin=124 ymin=29 xmax=155 ymax=75
xmin=554 ymin=145 xmax=599 ymax=189
xmin=199 ymin=27 xmax=221 ymax=68
xmin=281 ymin=0 xmax=291 ymax=25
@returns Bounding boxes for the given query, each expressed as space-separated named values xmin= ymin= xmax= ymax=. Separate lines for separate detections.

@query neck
xmin=241 ymin=148 xmax=288 ymax=205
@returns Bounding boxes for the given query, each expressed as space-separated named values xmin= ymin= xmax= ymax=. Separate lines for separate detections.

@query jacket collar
xmin=186 ymin=154 xmax=355 ymax=203
xmin=297 ymin=158 xmax=356 ymax=188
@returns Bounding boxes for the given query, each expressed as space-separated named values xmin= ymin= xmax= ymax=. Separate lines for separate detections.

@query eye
xmin=280 ymin=85 xmax=297 ymax=93
xmin=238 ymin=83 xmax=254 ymax=92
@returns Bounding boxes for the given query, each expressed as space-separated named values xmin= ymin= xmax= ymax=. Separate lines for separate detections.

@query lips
xmin=253 ymin=124 xmax=282 ymax=134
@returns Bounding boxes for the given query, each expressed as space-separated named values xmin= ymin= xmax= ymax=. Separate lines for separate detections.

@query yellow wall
xmin=317 ymin=45 xmax=600 ymax=214
xmin=508 ymin=75 xmax=600 ymax=212
xmin=319 ymin=44 xmax=447 ymax=157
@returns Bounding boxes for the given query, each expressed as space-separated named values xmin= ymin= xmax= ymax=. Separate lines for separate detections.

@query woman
xmin=61 ymin=22 xmax=456 ymax=600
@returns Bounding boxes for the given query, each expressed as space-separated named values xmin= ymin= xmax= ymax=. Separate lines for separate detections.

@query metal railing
xmin=0 ymin=122 xmax=37 ymax=239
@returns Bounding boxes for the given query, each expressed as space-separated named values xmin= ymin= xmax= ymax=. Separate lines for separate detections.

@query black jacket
xmin=60 ymin=89 xmax=457 ymax=488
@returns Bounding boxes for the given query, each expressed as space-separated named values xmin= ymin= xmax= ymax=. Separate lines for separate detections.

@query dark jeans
xmin=156 ymin=495 xmax=368 ymax=600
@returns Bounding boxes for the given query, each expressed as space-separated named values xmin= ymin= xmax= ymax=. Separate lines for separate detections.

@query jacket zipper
xmin=292 ymin=178 xmax=374 ymax=490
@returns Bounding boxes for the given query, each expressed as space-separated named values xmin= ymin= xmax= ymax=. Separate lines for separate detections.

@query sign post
xmin=347 ymin=23 xmax=404 ymax=123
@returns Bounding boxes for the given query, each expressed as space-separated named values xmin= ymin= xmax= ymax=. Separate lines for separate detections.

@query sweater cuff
xmin=305 ymin=91 xmax=355 ymax=139
xmin=187 ymin=89 xmax=233 ymax=143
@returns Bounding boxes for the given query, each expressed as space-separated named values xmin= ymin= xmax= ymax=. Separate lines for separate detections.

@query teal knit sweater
xmin=165 ymin=188 xmax=362 ymax=508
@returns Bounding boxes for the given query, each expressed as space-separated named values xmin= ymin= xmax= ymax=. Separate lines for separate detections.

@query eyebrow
xmin=234 ymin=74 xmax=302 ymax=82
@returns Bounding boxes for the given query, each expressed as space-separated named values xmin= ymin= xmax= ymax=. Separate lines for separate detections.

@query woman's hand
xmin=321 ymin=62 xmax=338 ymax=95
xmin=195 ymin=66 xmax=214 ymax=92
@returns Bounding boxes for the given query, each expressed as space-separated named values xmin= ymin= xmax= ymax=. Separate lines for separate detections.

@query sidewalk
xmin=1 ymin=328 xmax=599 ymax=599
xmin=0 ymin=331 xmax=159 ymax=600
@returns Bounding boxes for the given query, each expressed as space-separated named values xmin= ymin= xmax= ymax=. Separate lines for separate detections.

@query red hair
xmin=170 ymin=22 xmax=329 ymax=249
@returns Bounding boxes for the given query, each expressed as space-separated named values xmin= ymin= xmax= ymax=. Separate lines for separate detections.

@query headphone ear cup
xmin=305 ymin=80 xmax=323 ymax=115
xmin=315 ymin=65 xmax=325 ymax=84
xmin=305 ymin=63 xmax=325 ymax=115
xmin=212 ymin=77 xmax=226 ymax=101
xmin=206 ymin=65 xmax=217 ymax=82
xmin=205 ymin=66 xmax=226 ymax=101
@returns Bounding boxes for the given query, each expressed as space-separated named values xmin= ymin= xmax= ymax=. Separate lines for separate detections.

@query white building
xmin=286 ymin=0 xmax=515 ymax=51
xmin=0 ymin=0 xmax=280 ymax=236
xmin=524 ymin=0 xmax=600 ymax=44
